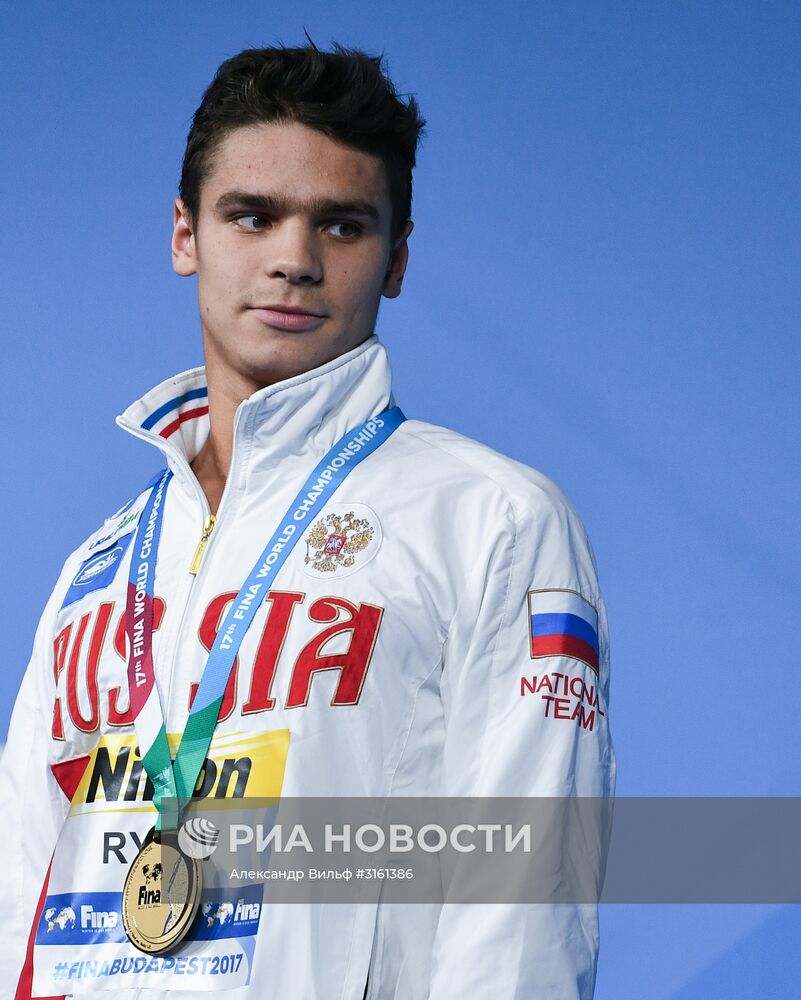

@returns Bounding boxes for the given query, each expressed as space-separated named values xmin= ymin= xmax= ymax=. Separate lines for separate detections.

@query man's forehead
xmin=202 ymin=121 xmax=391 ymax=207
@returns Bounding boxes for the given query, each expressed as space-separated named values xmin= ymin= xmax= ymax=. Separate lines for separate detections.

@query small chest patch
xmin=301 ymin=503 xmax=382 ymax=579
xmin=60 ymin=531 xmax=135 ymax=611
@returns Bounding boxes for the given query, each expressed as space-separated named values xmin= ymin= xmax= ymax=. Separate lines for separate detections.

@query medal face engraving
xmin=122 ymin=831 xmax=201 ymax=954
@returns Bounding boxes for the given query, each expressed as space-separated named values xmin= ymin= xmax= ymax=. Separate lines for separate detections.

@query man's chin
xmin=221 ymin=343 xmax=337 ymax=391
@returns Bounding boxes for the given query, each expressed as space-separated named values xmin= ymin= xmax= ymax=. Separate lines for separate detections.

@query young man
xmin=1 ymin=43 xmax=615 ymax=999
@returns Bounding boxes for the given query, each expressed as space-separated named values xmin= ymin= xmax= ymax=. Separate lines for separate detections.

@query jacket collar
xmin=116 ymin=335 xmax=394 ymax=494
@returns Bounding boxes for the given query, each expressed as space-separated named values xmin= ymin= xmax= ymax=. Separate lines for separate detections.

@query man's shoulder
xmin=395 ymin=417 xmax=580 ymax=523
xmin=394 ymin=419 xmax=603 ymax=604
xmin=49 ymin=480 xmax=156 ymax=609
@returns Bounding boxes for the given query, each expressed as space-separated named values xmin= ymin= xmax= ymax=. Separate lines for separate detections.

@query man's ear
xmin=172 ymin=198 xmax=198 ymax=276
xmin=382 ymin=220 xmax=414 ymax=299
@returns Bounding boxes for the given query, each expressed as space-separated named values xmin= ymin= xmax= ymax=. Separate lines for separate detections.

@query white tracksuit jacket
xmin=0 ymin=335 xmax=616 ymax=999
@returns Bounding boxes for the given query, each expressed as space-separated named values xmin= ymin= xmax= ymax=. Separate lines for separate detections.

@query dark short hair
xmin=179 ymin=43 xmax=426 ymax=242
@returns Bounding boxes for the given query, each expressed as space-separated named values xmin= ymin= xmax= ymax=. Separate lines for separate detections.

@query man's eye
xmin=233 ymin=214 xmax=270 ymax=232
xmin=326 ymin=221 xmax=361 ymax=239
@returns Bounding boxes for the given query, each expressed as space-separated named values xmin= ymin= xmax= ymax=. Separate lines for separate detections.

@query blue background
xmin=2 ymin=2 xmax=800 ymax=996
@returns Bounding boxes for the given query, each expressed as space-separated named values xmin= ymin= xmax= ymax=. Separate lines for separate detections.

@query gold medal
xmin=122 ymin=828 xmax=201 ymax=954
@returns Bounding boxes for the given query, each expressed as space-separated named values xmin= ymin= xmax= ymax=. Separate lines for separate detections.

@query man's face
xmin=172 ymin=120 xmax=412 ymax=390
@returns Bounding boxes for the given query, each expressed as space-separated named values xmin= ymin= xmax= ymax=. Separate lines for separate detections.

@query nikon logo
xmin=84 ymin=744 xmax=251 ymax=804
xmin=69 ymin=731 xmax=289 ymax=815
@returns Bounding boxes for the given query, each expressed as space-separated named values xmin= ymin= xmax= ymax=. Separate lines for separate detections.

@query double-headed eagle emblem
xmin=305 ymin=511 xmax=374 ymax=573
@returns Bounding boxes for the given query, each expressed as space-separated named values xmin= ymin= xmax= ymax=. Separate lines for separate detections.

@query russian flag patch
xmin=527 ymin=589 xmax=599 ymax=674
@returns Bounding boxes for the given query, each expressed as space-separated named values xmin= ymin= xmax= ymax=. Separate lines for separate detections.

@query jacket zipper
xmin=189 ymin=514 xmax=217 ymax=574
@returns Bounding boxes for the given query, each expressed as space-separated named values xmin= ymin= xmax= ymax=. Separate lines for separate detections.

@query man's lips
xmin=249 ymin=305 xmax=327 ymax=332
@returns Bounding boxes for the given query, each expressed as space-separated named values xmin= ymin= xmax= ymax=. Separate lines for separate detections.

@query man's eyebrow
xmin=213 ymin=190 xmax=380 ymax=222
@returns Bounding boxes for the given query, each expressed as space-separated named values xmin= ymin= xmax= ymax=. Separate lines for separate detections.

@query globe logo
xmin=44 ymin=906 xmax=76 ymax=932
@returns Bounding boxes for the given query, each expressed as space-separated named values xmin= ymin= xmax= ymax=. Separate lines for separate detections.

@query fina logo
xmin=73 ymin=546 xmax=124 ymax=587
xmin=202 ymin=898 xmax=260 ymax=927
xmin=81 ymin=904 xmax=118 ymax=930
xmin=44 ymin=903 xmax=118 ymax=933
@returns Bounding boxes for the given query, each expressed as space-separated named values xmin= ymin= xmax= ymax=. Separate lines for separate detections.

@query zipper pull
xmin=189 ymin=514 xmax=216 ymax=574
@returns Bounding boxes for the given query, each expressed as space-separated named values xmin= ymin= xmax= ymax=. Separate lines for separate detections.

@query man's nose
xmin=264 ymin=219 xmax=323 ymax=285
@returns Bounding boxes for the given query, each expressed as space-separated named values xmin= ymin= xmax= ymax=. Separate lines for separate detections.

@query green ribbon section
xmin=142 ymin=729 xmax=180 ymax=832
xmin=142 ymin=699 xmax=224 ymax=832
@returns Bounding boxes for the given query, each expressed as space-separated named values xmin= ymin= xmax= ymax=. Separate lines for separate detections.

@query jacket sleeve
xmin=0 ymin=582 xmax=70 ymax=987
xmin=428 ymin=477 xmax=616 ymax=999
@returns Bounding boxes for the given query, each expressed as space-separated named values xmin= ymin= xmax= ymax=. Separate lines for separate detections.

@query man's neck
xmin=190 ymin=433 xmax=229 ymax=517
xmin=190 ymin=366 xmax=262 ymax=516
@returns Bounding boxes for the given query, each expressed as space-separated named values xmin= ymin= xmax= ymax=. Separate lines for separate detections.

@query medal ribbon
xmin=126 ymin=406 xmax=406 ymax=830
